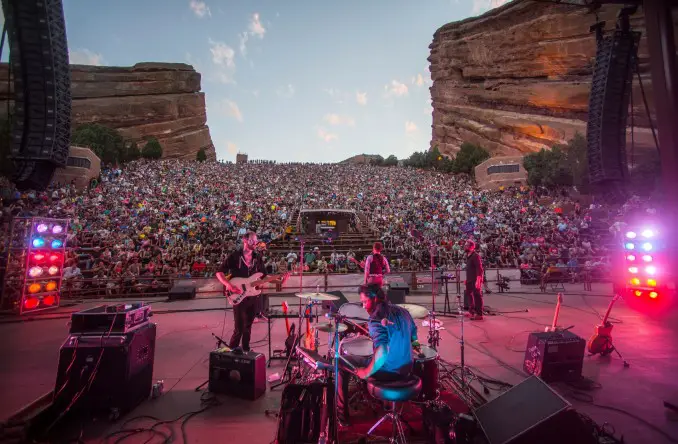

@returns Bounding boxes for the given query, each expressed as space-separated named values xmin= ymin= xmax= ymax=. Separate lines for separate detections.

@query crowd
xmin=0 ymin=159 xmax=615 ymax=296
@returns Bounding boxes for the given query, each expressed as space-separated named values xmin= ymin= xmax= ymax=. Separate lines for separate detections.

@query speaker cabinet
xmin=168 ymin=281 xmax=197 ymax=300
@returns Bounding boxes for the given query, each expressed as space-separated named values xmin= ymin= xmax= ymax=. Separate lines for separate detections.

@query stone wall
xmin=52 ymin=146 xmax=102 ymax=190
xmin=0 ymin=62 xmax=216 ymax=161
xmin=474 ymin=156 xmax=527 ymax=190
xmin=428 ymin=0 xmax=676 ymax=159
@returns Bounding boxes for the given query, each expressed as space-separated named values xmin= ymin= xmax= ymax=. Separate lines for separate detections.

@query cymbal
xmin=314 ymin=323 xmax=348 ymax=333
xmin=295 ymin=292 xmax=340 ymax=301
xmin=396 ymin=303 xmax=429 ymax=319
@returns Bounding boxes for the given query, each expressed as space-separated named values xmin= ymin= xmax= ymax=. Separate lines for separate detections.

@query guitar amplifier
xmin=209 ymin=348 xmax=266 ymax=400
xmin=523 ymin=331 xmax=586 ymax=382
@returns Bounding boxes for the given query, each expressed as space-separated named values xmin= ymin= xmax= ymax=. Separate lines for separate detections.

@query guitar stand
xmin=595 ymin=338 xmax=630 ymax=368
xmin=267 ymin=314 xmax=290 ymax=367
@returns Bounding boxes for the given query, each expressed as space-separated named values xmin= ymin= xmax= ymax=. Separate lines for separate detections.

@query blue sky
xmin=23 ymin=0 xmax=506 ymax=162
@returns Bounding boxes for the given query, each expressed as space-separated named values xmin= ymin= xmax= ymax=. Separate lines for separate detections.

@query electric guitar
xmin=544 ymin=293 xmax=563 ymax=332
xmin=303 ymin=306 xmax=315 ymax=350
xmin=282 ymin=301 xmax=297 ymax=356
xmin=348 ymin=257 xmax=365 ymax=269
xmin=225 ymin=272 xmax=287 ymax=306
xmin=587 ymin=293 xmax=621 ymax=355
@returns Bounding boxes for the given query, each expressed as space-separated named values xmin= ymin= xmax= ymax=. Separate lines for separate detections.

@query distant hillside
xmin=340 ymin=154 xmax=382 ymax=164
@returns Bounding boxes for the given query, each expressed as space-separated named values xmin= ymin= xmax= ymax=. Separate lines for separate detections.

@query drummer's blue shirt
xmin=368 ymin=302 xmax=418 ymax=376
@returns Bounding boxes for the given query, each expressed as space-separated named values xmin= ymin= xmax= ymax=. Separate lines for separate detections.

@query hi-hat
xmin=314 ymin=323 xmax=348 ymax=334
xmin=295 ymin=292 xmax=340 ymax=301
xmin=396 ymin=303 xmax=429 ymax=319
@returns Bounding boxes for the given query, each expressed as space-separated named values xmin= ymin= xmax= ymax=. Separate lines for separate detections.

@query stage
xmin=1 ymin=285 xmax=677 ymax=443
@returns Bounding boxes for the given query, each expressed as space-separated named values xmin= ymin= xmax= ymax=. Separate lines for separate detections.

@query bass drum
xmin=413 ymin=346 xmax=439 ymax=402
xmin=339 ymin=335 xmax=373 ymax=369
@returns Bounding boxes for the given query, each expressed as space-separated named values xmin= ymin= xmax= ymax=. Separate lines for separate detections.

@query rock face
xmin=0 ymin=62 xmax=216 ymax=160
xmin=429 ymin=0 xmax=675 ymax=159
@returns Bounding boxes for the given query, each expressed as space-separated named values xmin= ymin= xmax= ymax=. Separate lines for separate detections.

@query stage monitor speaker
xmin=387 ymin=286 xmax=406 ymax=304
xmin=474 ymin=376 xmax=596 ymax=444
xmin=523 ymin=330 xmax=585 ymax=382
xmin=322 ymin=290 xmax=349 ymax=312
xmin=168 ymin=281 xmax=196 ymax=301
xmin=586 ymin=26 xmax=640 ymax=203
xmin=209 ymin=349 xmax=266 ymax=400
xmin=54 ymin=322 xmax=156 ymax=416
xmin=1 ymin=0 xmax=72 ymax=190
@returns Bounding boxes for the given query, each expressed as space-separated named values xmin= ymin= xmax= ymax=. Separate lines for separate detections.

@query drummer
xmin=337 ymin=284 xmax=419 ymax=426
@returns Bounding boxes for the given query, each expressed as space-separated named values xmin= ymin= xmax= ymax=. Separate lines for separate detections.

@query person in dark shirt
xmin=464 ymin=240 xmax=484 ymax=320
xmin=216 ymin=231 xmax=288 ymax=351
xmin=337 ymin=284 xmax=418 ymax=425
xmin=363 ymin=242 xmax=390 ymax=286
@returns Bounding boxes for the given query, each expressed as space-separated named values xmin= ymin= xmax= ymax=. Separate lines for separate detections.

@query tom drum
xmin=413 ymin=345 xmax=439 ymax=401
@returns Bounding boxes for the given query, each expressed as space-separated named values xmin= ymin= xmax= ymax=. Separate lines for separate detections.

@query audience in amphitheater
xmin=0 ymin=159 xmax=619 ymax=295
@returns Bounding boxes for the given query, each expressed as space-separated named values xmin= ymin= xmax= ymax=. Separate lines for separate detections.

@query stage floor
xmin=1 ymin=286 xmax=678 ymax=443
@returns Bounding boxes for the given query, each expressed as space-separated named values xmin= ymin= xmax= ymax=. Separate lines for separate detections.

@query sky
xmin=12 ymin=0 xmax=509 ymax=162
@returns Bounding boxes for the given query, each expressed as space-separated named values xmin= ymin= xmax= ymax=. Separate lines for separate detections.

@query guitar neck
xmin=601 ymin=295 xmax=619 ymax=324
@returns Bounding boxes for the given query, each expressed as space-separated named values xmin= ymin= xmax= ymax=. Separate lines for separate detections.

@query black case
xmin=209 ymin=349 xmax=266 ymax=400
xmin=523 ymin=330 xmax=586 ymax=382
xmin=276 ymin=382 xmax=334 ymax=443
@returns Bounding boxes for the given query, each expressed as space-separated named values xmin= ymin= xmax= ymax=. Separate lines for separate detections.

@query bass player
xmin=216 ymin=231 xmax=289 ymax=351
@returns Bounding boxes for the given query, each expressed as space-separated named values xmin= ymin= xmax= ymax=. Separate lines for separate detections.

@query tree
xmin=141 ymin=137 xmax=163 ymax=159
xmin=196 ymin=147 xmax=207 ymax=162
xmin=125 ymin=142 xmax=141 ymax=162
xmin=562 ymin=133 xmax=589 ymax=194
xmin=523 ymin=145 xmax=572 ymax=188
xmin=372 ymin=155 xmax=384 ymax=166
xmin=72 ymin=123 xmax=125 ymax=164
xmin=383 ymin=155 xmax=398 ymax=166
xmin=452 ymin=142 xmax=490 ymax=176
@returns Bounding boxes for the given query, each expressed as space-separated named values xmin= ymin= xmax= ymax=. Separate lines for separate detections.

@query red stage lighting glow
xmin=630 ymin=278 xmax=641 ymax=286
xmin=634 ymin=290 xmax=642 ymax=297
xmin=647 ymin=279 xmax=657 ymax=287
xmin=43 ymin=295 xmax=56 ymax=306
xmin=32 ymin=253 xmax=46 ymax=263
xmin=649 ymin=291 xmax=658 ymax=299
xmin=24 ymin=298 xmax=39 ymax=309
xmin=48 ymin=253 xmax=61 ymax=263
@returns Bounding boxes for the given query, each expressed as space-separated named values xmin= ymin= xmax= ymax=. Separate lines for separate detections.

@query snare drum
xmin=338 ymin=302 xmax=369 ymax=335
xmin=413 ymin=346 xmax=439 ymax=401
xmin=339 ymin=336 xmax=374 ymax=369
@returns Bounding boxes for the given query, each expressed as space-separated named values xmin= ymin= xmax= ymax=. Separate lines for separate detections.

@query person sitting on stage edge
xmin=216 ymin=231 xmax=289 ymax=352
xmin=464 ymin=240 xmax=484 ymax=321
xmin=337 ymin=284 xmax=419 ymax=426
xmin=364 ymin=242 xmax=390 ymax=287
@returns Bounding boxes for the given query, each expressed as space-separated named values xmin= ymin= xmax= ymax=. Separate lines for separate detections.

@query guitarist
xmin=363 ymin=241 xmax=390 ymax=287
xmin=216 ymin=231 xmax=289 ymax=352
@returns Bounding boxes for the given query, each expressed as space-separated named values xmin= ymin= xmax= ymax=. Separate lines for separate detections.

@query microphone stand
xmin=427 ymin=242 xmax=440 ymax=350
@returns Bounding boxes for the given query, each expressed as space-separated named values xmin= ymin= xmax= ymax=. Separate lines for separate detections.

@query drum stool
xmin=366 ymin=374 xmax=422 ymax=443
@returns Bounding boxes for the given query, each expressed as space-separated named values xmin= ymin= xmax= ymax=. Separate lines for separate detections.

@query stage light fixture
xmin=646 ymin=265 xmax=657 ymax=275
xmin=45 ymin=281 xmax=57 ymax=291
xmin=641 ymin=229 xmax=654 ymax=238
xmin=628 ymin=266 xmax=638 ymax=273
xmin=630 ymin=278 xmax=640 ymax=285
xmin=48 ymin=265 xmax=59 ymax=276
xmin=52 ymin=225 xmax=63 ymax=234
xmin=649 ymin=291 xmax=658 ymax=299
xmin=626 ymin=231 xmax=636 ymax=239
xmin=31 ymin=253 xmax=46 ymax=263
xmin=48 ymin=253 xmax=61 ymax=263
xmin=642 ymin=255 xmax=652 ymax=262
xmin=634 ymin=290 xmax=642 ymax=297
xmin=28 ymin=266 xmax=43 ymax=278
xmin=647 ymin=279 xmax=657 ymax=287
xmin=28 ymin=283 xmax=42 ymax=294
xmin=24 ymin=298 xmax=39 ymax=310
xmin=43 ymin=295 xmax=56 ymax=306
xmin=625 ymin=242 xmax=635 ymax=250
xmin=641 ymin=242 xmax=653 ymax=251
xmin=51 ymin=239 xmax=63 ymax=249
xmin=32 ymin=238 xmax=45 ymax=248
xmin=626 ymin=254 xmax=636 ymax=261
xmin=36 ymin=223 xmax=48 ymax=233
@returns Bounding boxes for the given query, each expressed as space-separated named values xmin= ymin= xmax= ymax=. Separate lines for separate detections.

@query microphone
xmin=381 ymin=318 xmax=394 ymax=327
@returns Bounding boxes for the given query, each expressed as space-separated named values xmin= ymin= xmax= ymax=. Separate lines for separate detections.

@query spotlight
xmin=647 ymin=279 xmax=657 ymax=287
xmin=628 ymin=266 xmax=638 ymax=274
xmin=642 ymin=255 xmax=652 ymax=262
xmin=646 ymin=266 xmax=657 ymax=275
xmin=48 ymin=253 xmax=61 ymax=263
xmin=24 ymin=298 xmax=39 ymax=310
xmin=649 ymin=291 xmax=658 ymax=299
xmin=32 ymin=238 xmax=45 ymax=248
xmin=641 ymin=229 xmax=654 ymax=238
xmin=36 ymin=223 xmax=48 ymax=233
xmin=634 ymin=290 xmax=642 ymax=297
xmin=45 ymin=281 xmax=58 ymax=291
xmin=51 ymin=239 xmax=63 ymax=249
xmin=626 ymin=231 xmax=636 ymax=239
xmin=630 ymin=278 xmax=640 ymax=285
xmin=43 ymin=295 xmax=56 ymax=306
xmin=48 ymin=265 xmax=59 ymax=276
xmin=31 ymin=253 xmax=46 ymax=263
xmin=52 ymin=225 xmax=63 ymax=234
xmin=625 ymin=242 xmax=635 ymax=250
xmin=28 ymin=283 xmax=42 ymax=294
xmin=626 ymin=254 xmax=636 ymax=261
xmin=28 ymin=266 xmax=43 ymax=278
xmin=641 ymin=242 xmax=653 ymax=251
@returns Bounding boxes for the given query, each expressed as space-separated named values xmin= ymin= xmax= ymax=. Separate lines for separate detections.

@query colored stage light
xmin=626 ymin=231 xmax=636 ymax=239
xmin=36 ymin=223 xmax=48 ymax=233
xmin=48 ymin=265 xmax=59 ymax=276
xmin=48 ymin=253 xmax=61 ymax=263
xmin=28 ymin=266 xmax=43 ymax=278
xmin=634 ymin=290 xmax=642 ymax=297
xmin=642 ymin=255 xmax=652 ymax=262
xmin=628 ymin=266 xmax=638 ymax=273
xmin=630 ymin=278 xmax=640 ymax=285
xmin=32 ymin=238 xmax=45 ymax=248
xmin=649 ymin=291 xmax=658 ymax=299
xmin=45 ymin=281 xmax=58 ymax=291
xmin=641 ymin=242 xmax=653 ymax=251
xmin=31 ymin=253 xmax=46 ymax=263
xmin=28 ymin=283 xmax=42 ymax=294
xmin=625 ymin=242 xmax=635 ymax=250
xmin=626 ymin=254 xmax=636 ymax=261
xmin=51 ymin=239 xmax=63 ymax=249
xmin=43 ymin=295 xmax=56 ymax=306
xmin=646 ymin=266 xmax=657 ymax=275
xmin=641 ymin=229 xmax=654 ymax=238
xmin=52 ymin=225 xmax=63 ymax=234
xmin=647 ymin=279 xmax=657 ymax=287
xmin=24 ymin=298 xmax=39 ymax=310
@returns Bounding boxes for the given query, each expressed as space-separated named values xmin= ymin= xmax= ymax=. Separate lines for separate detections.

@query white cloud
xmin=356 ymin=91 xmax=367 ymax=106
xmin=405 ymin=121 xmax=418 ymax=134
xmin=69 ymin=49 xmax=104 ymax=66
xmin=208 ymin=39 xmax=236 ymax=83
xmin=189 ymin=0 xmax=211 ymax=18
xmin=324 ymin=114 xmax=355 ymax=126
xmin=227 ymin=142 xmax=238 ymax=155
xmin=412 ymin=74 xmax=427 ymax=87
xmin=218 ymin=100 xmax=243 ymax=122
xmin=277 ymin=84 xmax=295 ymax=98
xmin=249 ymin=13 xmax=266 ymax=37
xmin=238 ymin=33 xmax=249 ymax=56
xmin=384 ymin=80 xmax=409 ymax=98
xmin=317 ymin=128 xmax=338 ymax=143
xmin=472 ymin=0 xmax=510 ymax=14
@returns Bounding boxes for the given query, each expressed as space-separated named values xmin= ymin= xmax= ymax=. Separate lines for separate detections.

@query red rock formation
xmin=0 ymin=62 xmax=215 ymax=160
xmin=428 ymin=0 xmax=675 ymax=159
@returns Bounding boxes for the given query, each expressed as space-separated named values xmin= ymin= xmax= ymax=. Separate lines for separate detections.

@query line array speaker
xmin=586 ymin=26 xmax=640 ymax=203
xmin=1 ymin=0 xmax=71 ymax=190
